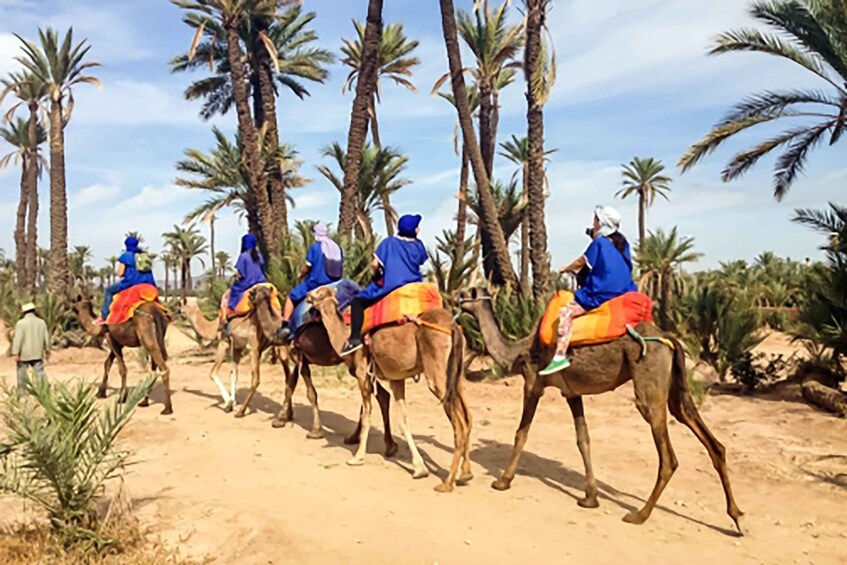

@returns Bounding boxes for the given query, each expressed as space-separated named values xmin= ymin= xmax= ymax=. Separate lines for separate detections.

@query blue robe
xmin=289 ymin=242 xmax=344 ymax=304
xmin=357 ymin=236 xmax=428 ymax=302
xmin=574 ymin=236 xmax=637 ymax=310
xmin=101 ymin=252 xmax=157 ymax=318
xmin=228 ymin=251 xmax=267 ymax=311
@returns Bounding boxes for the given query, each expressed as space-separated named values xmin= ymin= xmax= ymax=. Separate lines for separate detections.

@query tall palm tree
xmin=13 ymin=29 xmax=101 ymax=296
xmin=318 ymin=142 xmax=410 ymax=240
xmin=1 ymin=70 xmax=47 ymax=292
xmin=679 ymin=0 xmax=847 ymax=200
xmin=0 ymin=117 xmax=46 ymax=290
xmin=438 ymin=0 xmax=519 ymax=289
xmin=617 ymin=157 xmax=672 ymax=243
xmin=499 ymin=134 xmax=556 ymax=296
xmin=523 ymin=0 xmax=556 ymax=302
xmin=341 ymin=21 xmax=419 ymax=235
xmin=338 ymin=0 xmax=383 ymax=238
xmin=173 ymin=0 xmax=280 ymax=258
xmin=636 ymin=227 xmax=703 ymax=330
xmin=443 ymin=0 xmax=523 ymax=177
xmin=163 ymin=224 xmax=209 ymax=302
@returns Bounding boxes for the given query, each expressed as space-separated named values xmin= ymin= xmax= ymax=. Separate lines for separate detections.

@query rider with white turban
xmin=540 ymin=205 xmax=637 ymax=375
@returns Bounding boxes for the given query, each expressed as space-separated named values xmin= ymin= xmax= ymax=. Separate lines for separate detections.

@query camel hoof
xmin=458 ymin=472 xmax=474 ymax=485
xmin=622 ymin=511 xmax=647 ymax=525
xmin=160 ymin=407 xmax=173 ymax=416
xmin=343 ymin=433 xmax=361 ymax=446
xmin=733 ymin=514 xmax=746 ymax=537
xmin=577 ymin=496 xmax=600 ymax=509
xmin=96 ymin=389 xmax=107 ymax=399
xmin=234 ymin=410 xmax=247 ymax=419
xmin=412 ymin=467 xmax=429 ymax=480
xmin=307 ymin=429 xmax=325 ymax=440
xmin=271 ymin=418 xmax=287 ymax=429
xmin=346 ymin=457 xmax=365 ymax=467
xmin=384 ymin=442 xmax=399 ymax=458
xmin=434 ymin=483 xmax=454 ymax=494
xmin=137 ymin=398 xmax=147 ymax=407
xmin=223 ymin=403 xmax=233 ymax=413
xmin=491 ymin=478 xmax=511 ymax=491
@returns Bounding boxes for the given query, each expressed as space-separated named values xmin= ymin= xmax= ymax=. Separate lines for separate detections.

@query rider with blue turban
xmin=97 ymin=235 xmax=156 ymax=324
xmin=228 ymin=233 xmax=267 ymax=312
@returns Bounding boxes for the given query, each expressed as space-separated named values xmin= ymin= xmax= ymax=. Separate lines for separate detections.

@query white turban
xmin=594 ymin=205 xmax=622 ymax=237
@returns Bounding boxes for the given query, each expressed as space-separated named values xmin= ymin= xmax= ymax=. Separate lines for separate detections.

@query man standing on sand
xmin=12 ymin=302 xmax=50 ymax=395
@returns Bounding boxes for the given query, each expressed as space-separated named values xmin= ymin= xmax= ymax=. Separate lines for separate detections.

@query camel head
xmin=72 ymin=293 xmax=95 ymax=317
xmin=457 ymin=287 xmax=492 ymax=319
xmin=306 ymin=286 xmax=337 ymax=310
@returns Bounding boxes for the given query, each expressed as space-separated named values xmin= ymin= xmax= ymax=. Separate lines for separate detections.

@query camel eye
xmin=470 ymin=288 xmax=478 ymax=300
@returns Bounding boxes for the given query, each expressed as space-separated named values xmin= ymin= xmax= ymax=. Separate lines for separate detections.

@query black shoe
xmin=272 ymin=324 xmax=292 ymax=345
xmin=222 ymin=320 xmax=231 ymax=337
xmin=340 ymin=338 xmax=363 ymax=357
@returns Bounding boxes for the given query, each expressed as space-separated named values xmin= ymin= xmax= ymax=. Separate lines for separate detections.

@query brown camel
xmin=180 ymin=298 xmax=220 ymax=345
xmin=458 ymin=288 xmax=744 ymax=534
xmin=309 ymin=286 xmax=472 ymax=493
xmin=74 ymin=296 xmax=173 ymax=415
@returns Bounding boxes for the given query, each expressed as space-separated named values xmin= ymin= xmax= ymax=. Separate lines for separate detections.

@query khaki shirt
xmin=12 ymin=313 xmax=50 ymax=362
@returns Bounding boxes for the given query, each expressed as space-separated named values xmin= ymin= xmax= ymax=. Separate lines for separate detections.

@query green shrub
xmin=0 ymin=376 xmax=154 ymax=547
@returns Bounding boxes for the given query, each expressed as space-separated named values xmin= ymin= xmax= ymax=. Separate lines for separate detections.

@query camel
xmin=458 ymin=288 xmax=744 ymax=534
xmin=74 ymin=296 xmax=173 ymax=415
xmin=308 ymin=286 xmax=472 ymax=493
xmin=180 ymin=297 xmax=220 ymax=345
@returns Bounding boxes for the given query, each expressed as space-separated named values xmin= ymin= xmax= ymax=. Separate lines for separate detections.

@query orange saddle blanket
xmin=106 ymin=284 xmax=168 ymax=325
xmin=539 ymin=290 xmax=654 ymax=347
xmin=362 ymin=283 xmax=442 ymax=335
xmin=228 ymin=283 xmax=282 ymax=317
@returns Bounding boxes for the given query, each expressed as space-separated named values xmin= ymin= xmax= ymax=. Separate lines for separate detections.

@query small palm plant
xmin=0 ymin=376 xmax=154 ymax=546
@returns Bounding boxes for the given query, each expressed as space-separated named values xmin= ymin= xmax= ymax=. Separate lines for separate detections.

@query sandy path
xmin=1 ymin=329 xmax=846 ymax=564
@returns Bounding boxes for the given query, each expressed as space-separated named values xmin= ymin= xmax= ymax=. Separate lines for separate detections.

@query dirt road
xmin=2 ymin=329 xmax=846 ymax=564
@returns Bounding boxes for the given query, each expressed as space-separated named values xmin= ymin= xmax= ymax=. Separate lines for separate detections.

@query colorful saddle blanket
xmin=362 ymin=283 xmax=443 ymax=336
xmin=228 ymin=282 xmax=282 ymax=317
xmin=289 ymin=279 xmax=360 ymax=336
xmin=539 ymin=290 xmax=654 ymax=347
xmin=106 ymin=284 xmax=168 ymax=325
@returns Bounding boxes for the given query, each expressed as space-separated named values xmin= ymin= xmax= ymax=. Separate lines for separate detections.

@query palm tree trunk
xmin=25 ymin=103 xmax=39 ymax=293
xmin=454 ymin=146 xmax=469 ymax=261
xmin=14 ymin=164 xmax=28 ymax=288
xmin=638 ymin=188 xmax=646 ymax=244
xmin=369 ymin=95 xmax=395 ymax=237
xmin=164 ymin=264 xmax=169 ymax=297
xmin=525 ymin=0 xmax=551 ymax=303
xmin=210 ymin=216 xmax=216 ymax=281
xmin=439 ymin=0 xmax=519 ymax=290
xmin=181 ymin=259 xmax=189 ymax=303
xmin=478 ymin=80 xmax=494 ymax=178
xmin=48 ymin=99 xmax=69 ymax=296
xmin=339 ymin=0 xmax=383 ymax=238
xmin=224 ymin=19 xmax=277 ymax=259
xmin=253 ymin=16 xmax=289 ymax=241
xmin=520 ymin=166 xmax=530 ymax=296
xmin=660 ymin=271 xmax=671 ymax=331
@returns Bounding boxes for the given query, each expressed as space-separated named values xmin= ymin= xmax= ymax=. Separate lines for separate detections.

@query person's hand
xmin=558 ymin=266 xmax=569 ymax=275
xmin=13 ymin=355 xmax=20 ymax=364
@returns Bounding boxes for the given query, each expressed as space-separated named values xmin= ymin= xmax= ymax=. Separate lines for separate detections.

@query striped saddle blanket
xmin=539 ymin=290 xmax=654 ymax=347
xmin=362 ymin=283 xmax=443 ymax=335
xmin=106 ymin=284 xmax=168 ymax=325
xmin=229 ymin=283 xmax=282 ymax=317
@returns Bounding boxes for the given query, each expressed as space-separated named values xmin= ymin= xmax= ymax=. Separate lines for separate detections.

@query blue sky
xmin=0 ymin=0 xmax=844 ymax=279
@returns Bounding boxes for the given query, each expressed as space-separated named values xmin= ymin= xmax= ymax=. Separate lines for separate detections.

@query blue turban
xmin=125 ymin=236 xmax=141 ymax=253
xmin=397 ymin=214 xmax=422 ymax=238
xmin=241 ymin=233 xmax=258 ymax=252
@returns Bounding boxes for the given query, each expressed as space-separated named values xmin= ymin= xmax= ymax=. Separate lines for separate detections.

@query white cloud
xmin=114 ymin=184 xmax=188 ymax=214
xmin=293 ymin=189 xmax=335 ymax=211
xmin=70 ymin=183 xmax=121 ymax=208
xmin=71 ymin=79 xmax=203 ymax=126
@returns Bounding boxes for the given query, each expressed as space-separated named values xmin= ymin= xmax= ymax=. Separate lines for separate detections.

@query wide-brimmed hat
xmin=20 ymin=302 xmax=35 ymax=314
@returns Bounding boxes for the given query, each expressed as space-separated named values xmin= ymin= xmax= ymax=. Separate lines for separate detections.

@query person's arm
xmin=559 ymin=255 xmax=587 ymax=274
xmin=116 ymin=263 xmax=126 ymax=278
xmin=301 ymin=245 xmax=317 ymax=280
xmin=234 ymin=254 xmax=247 ymax=280
xmin=41 ymin=320 xmax=50 ymax=362
xmin=11 ymin=322 xmax=22 ymax=362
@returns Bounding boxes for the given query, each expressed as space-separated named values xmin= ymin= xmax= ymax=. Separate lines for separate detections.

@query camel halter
xmin=454 ymin=294 xmax=492 ymax=320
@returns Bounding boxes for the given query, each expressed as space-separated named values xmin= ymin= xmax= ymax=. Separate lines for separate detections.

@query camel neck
xmin=77 ymin=305 xmax=104 ymax=337
xmin=472 ymin=301 xmax=532 ymax=372
xmin=315 ymin=301 xmax=349 ymax=354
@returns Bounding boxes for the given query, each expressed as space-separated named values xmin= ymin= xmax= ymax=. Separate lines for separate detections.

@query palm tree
xmin=13 ymin=28 xmax=101 ymax=296
xmin=173 ymin=1 xmax=280 ymax=258
xmin=447 ymin=0 xmax=523 ymax=177
xmin=523 ymin=0 xmax=556 ymax=302
xmin=69 ymin=245 xmax=93 ymax=288
xmin=1 ymin=70 xmax=47 ymax=292
xmin=162 ymin=224 xmax=209 ymax=302
xmin=438 ymin=0 xmax=519 ymax=289
xmin=216 ymin=251 xmax=233 ymax=278
xmin=318 ymin=142 xmax=410 ymax=240
xmin=341 ymin=21 xmax=419 ymax=235
xmin=106 ymin=255 xmax=119 ymax=286
xmin=499 ymin=134 xmax=556 ymax=296
xmin=0 ymin=117 xmax=46 ymax=290
xmin=636 ymin=227 xmax=704 ymax=330
xmin=338 ymin=0 xmax=384 ymax=238
xmin=467 ymin=178 xmax=527 ymax=246
xmin=617 ymin=157 xmax=672 ymax=243
xmin=679 ymin=0 xmax=847 ymax=200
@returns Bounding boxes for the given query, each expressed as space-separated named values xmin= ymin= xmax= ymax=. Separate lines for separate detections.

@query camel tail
xmin=667 ymin=337 xmax=692 ymax=416
xmin=444 ymin=322 xmax=465 ymax=416
xmin=153 ymin=309 xmax=169 ymax=367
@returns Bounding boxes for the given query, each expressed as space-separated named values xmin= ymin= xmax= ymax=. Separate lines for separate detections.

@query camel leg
xmin=113 ymin=345 xmax=131 ymax=406
xmin=390 ymin=380 xmax=429 ymax=480
xmin=273 ymin=361 xmax=299 ymax=428
xmin=347 ymin=365 xmax=373 ymax=467
xmin=670 ymin=392 xmax=745 ymax=534
xmin=566 ymin=396 xmax=600 ymax=508
xmin=458 ymin=384 xmax=474 ymax=484
xmin=343 ymin=382 xmax=397 ymax=458
xmin=300 ymin=361 xmax=325 ymax=439
xmin=492 ymin=384 xmax=543 ymax=491
xmin=209 ymin=340 xmax=232 ymax=410
xmin=149 ymin=350 xmax=172 ymax=416
xmin=228 ymin=348 xmax=242 ymax=413
xmin=98 ymin=350 xmax=115 ymax=398
xmin=235 ymin=344 xmax=260 ymax=418
xmin=623 ymin=403 xmax=678 ymax=525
